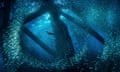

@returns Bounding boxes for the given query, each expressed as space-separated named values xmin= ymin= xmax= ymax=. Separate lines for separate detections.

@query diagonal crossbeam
xmin=22 ymin=27 xmax=56 ymax=57
xmin=24 ymin=5 xmax=47 ymax=24
xmin=62 ymin=12 xmax=104 ymax=44
xmin=51 ymin=12 xmax=74 ymax=58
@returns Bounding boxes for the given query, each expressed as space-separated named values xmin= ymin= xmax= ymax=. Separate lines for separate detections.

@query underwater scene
xmin=0 ymin=0 xmax=120 ymax=72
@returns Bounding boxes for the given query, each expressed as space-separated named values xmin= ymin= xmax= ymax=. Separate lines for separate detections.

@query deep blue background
xmin=0 ymin=0 xmax=120 ymax=72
